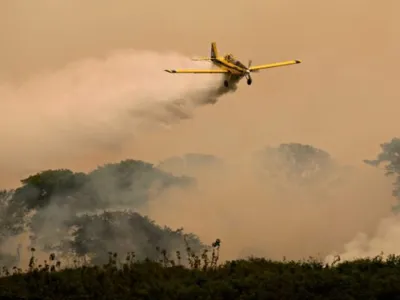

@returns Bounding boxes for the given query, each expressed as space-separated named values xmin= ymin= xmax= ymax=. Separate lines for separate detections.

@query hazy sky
xmin=1 ymin=0 xmax=399 ymax=181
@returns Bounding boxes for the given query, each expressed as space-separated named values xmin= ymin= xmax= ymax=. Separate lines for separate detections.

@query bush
xmin=1 ymin=243 xmax=400 ymax=299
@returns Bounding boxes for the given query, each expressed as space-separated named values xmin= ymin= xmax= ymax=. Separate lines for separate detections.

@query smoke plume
xmin=143 ymin=150 xmax=395 ymax=262
xmin=0 ymin=50 xmax=236 ymax=187
xmin=324 ymin=214 xmax=400 ymax=264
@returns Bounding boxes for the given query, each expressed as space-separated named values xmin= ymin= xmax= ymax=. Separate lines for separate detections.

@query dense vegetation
xmin=1 ymin=251 xmax=400 ymax=299
xmin=0 ymin=139 xmax=399 ymax=299
xmin=0 ymin=159 xmax=201 ymax=267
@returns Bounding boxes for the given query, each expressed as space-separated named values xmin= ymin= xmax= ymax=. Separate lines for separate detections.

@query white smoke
xmin=0 ymin=49 xmax=237 ymax=182
xmin=325 ymin=214 xmax=400 ymax=264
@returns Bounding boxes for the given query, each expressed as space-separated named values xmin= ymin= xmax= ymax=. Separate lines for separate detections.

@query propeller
xmin=246 ymin=59 xmax=253 ymax=84
xmin=246 ymin=59 xmax=252 ymax=75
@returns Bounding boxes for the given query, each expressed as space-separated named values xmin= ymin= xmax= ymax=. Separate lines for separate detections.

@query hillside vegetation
xmin=0 ymin=139 xmax=399 ymax=299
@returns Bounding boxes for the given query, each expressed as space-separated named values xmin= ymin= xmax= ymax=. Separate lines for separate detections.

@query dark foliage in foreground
xmin=1 ymin=249 xmax=400 ymax=299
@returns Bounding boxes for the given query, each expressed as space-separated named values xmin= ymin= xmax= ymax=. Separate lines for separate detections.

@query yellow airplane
xmin=165 ymin=42 xmax=301 ymax=87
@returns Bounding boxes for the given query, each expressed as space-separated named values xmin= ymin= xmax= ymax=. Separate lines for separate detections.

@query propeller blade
xmin=248 ymin=59 xmax=252 ymax=68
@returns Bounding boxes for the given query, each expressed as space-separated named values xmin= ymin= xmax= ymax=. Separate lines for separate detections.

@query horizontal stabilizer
xmin=191 ymin=57 xmax=214 ymax=61
xmin=165 ymin=69 xmax=228 ymax=74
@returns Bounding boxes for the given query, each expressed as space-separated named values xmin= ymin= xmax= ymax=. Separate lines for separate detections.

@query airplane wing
xmin=249 ymin=60 xmax=301 ymax=72
xmin=165 ymin=69 xmax=228 ymax=74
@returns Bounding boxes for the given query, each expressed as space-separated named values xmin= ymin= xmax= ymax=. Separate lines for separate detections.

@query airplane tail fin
xmin=191 ymin=42 xmax=218 ymax=61
xmin=210 ymin=42 xmax=218 ymax=59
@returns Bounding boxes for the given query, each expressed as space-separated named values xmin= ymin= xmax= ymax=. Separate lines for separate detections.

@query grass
xmin=1 ymin=237 xmax=400 ymax=299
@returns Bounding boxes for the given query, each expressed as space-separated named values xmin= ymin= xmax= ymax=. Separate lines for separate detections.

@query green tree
xmin=87 ymin=159 xmax=194 ymax=210
xmin=11 ymin=169 xmax=88 ymax=211
xmin=253 ymin=143 xmax=337 ymax=185
xmin=10 ymin=159 xmax=194 ymax=214
xmin=65 ymin=210 xmax=205 ymax=265
xmin=0 ymin=189 xmax=25 ymax=237
xmin=1 ymin=159 xmax=199 ymax=264
xmin=0 ymin=190 xmax=21 ymax=268
xmin=364 ymin=137 xmax=400 ymax=211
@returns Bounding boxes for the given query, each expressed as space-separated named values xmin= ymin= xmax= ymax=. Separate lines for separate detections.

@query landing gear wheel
xmin=247 ymin=78 xmax=252 ymax=85
xmin=224 ymin=80 xmax=229 ymax=87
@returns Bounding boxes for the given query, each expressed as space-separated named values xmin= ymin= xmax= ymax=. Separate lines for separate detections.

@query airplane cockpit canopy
xmin=225 ymin=53 xmax=235 ymax=62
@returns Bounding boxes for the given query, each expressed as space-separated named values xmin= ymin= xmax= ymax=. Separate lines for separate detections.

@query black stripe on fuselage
xmin=212 ymin=58 xmax=246 ymax=74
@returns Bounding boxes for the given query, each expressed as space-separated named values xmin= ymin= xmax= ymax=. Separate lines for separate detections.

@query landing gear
xmin=247 ymin=78 xmax=252 ymax=85
xmin=224 ymin=80 xmax=229 ymax=87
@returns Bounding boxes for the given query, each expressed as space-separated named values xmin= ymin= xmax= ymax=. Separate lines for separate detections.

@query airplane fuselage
xmin=211 ymin=55 xmax=249 ymax=76
xmin=210 ymin=54 xmax=253 ymax=87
